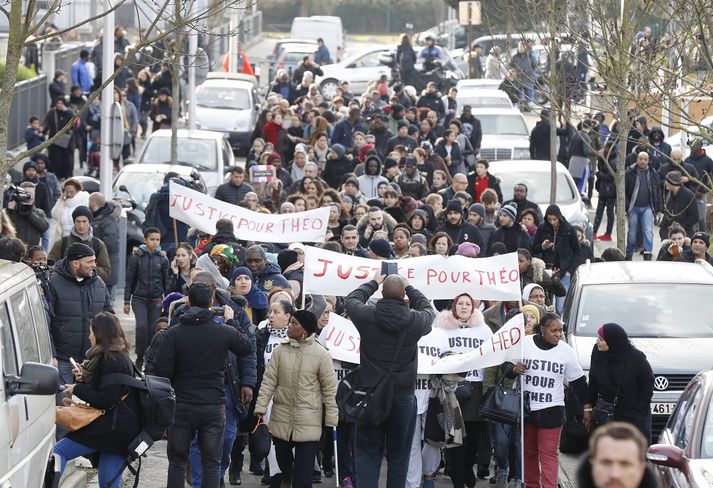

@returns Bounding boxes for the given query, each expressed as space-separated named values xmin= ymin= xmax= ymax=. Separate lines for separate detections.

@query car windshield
xmin=574 ymin=284 xmax=713 ymax=338
xmin=113 ymin=172 xmax=167 ymax=209
xmin=457 ymin=96 xmax=511 ymax=109
xmin=196 ymin=87 xmax=251 ymax=110
xmin=494 ymin=170 xmax=576 ymax=203
xmin=477 ymin=114 xmax=528 ymax=135
xmin=140 ymin=137 xmax=218 ymax=170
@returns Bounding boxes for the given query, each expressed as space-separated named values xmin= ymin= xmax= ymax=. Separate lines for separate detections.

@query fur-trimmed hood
xmin=434 ymin=308 xmax=485 ymax=330
xmin=530 ymin=256 xmax=546 ymax=283
xmin=355 ymin=210 xmax=398 ymax=234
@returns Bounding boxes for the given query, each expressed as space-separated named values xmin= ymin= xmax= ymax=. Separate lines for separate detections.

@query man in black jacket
xmin=345 ymin=274 xmax=434 ymax=488
xmin=47 ymin=243 xmax=113 ymax=386
xmin=487 ymin=203 xmax=532 ymax=255
xmin=625 ymin=152 xmax=663 ymax=260
xmin=502 ymin=183 xmax=543 ymax=223
xmin=215 ymin=166 xmax=254 ymax=206
xmin=6 ymin=181 xmax=49 ymax=247
xmin=435 ymin=199 xmax=484 ymax=247
xmin=529 ymin=110 xmax=567 ymax=160
xmin=89 ymin=192 xmax=121 ymax=295
xmin=660 ymin=171 xmax=698 ymax=239
xmin=156 ymin=280 xmax=255 ymax=488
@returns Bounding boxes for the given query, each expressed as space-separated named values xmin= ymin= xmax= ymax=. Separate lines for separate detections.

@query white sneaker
xmin=74 ymin=456 xmax=93 ymax=469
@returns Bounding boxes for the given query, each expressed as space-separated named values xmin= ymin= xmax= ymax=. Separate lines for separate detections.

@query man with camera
xmin=7 ymin=181 xmax=49 ymax=247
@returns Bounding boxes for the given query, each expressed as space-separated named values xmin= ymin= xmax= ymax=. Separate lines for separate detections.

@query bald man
xmin=345 ymin=272 xmax=435 ymax=488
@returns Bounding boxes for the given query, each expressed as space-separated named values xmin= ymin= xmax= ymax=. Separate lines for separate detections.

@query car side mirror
xmin=647 ymin=444 xmax=685 ymax=470
xmin=5 ymin=362 xmax=59 ymax=396
xmin=119 ymin=185 xmax=129 ymax=192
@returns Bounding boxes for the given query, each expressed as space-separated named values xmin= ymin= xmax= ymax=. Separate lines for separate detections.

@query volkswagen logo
xmin=654 ymin=376 xmax=669 ymax=391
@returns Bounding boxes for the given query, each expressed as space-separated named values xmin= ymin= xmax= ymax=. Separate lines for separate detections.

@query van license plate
xmin=651 ymin=403 xmax=675 ymax=415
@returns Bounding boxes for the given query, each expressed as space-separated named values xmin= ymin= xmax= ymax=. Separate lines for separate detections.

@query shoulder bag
xmin=56 ymin=398 xmax=104 ymax=431
xmin=592 ymin=358 xmax=628 ymax=427
xmin=336 ymin=327 xmax=408 ymax=426
xmin=478 ymin=372 xmax=525 ymax=425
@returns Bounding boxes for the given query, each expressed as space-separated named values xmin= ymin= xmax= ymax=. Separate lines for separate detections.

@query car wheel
xmin=320 ymin=79 xmax=339 ymax=99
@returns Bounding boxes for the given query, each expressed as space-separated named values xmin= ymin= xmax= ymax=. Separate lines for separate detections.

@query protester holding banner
xmin=435 ymin=293 xmax=494 ymax=488
xmin=509 ymin=314 xmax=592 ymax=488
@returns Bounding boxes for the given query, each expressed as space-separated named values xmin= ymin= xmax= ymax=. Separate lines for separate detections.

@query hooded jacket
xmin=345 ymin=280 xmax=434 ymax=395
xmin=356 ymin=211 xmax=398 ymax=248
xmin=323 ymin=144 xmax=356 ymax=189
xmin=155 ymin=306 xmax=255 ymax=405
xmin=357 ymin=157 xmax=389 ymax=200
xmin=254 ymin=261 xmax=290 ymax=294
xmin=434 ymin=216 xmax=484 ymax=248
xmin=145 ymin=181 xmax=188 ymax=252
xmin=91 ymin=201 xmax=122 ymax=286
xmin=47 ymin=258 xmax=113 ymax=360
xmin=486 ymin=223 xmax=532 ymax=255
xmin=684 ymin=149 xmax=713 ymax=195
xmin=588 ymin=324 xmax=654 ymax=441
xmin=532 ymin=205 xmax=581 ymax=275
xmin=254 ymin=334 xmax=338 ymax=442
xmin=647 ymin=126 xmax=672 ymax=169
xmin=124 ymin=245 xmax=169 ymax=304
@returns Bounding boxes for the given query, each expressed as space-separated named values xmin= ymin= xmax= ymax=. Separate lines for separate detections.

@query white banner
xmin=303 ymin=246 xmax=521 ymax=300
xmin=319 ymin=313 xmax=524 ymax=374
xmin=168 ymin=182 xmax=330 ymax=242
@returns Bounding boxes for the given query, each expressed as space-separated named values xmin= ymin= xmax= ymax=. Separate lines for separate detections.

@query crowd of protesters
xmin=0 ymin=27 xmax=698 ymax=488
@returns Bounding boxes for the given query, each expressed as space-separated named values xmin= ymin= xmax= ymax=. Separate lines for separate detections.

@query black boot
xmin=643 ymin=252 xmax=653 ymax=261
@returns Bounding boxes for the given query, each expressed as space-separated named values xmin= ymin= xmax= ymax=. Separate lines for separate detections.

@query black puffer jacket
xmin=345 ymin=281 xmax=434 ymax=394
xmin=124 ymin=246 xmax=170 ymax=304
xmin=91 ymin=201 xmax=122 ymax=286
xmin=69 ymin=352 xmax=141 ymax=455
xmin=47 ymin=258 xmax=113 ymax=361
xmin=532 ymin=204 xmax=581 ymax=275
xmin=155 ymin=307 xmax=255 ymax=405
xmin=434 ymin=219 xmax=484 ymax=248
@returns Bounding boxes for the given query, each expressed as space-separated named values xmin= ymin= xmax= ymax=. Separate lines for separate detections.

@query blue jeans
xmin=41 ymin=224 xmax=52 ymax=251
xmin=54 ymin=437 xmax=125 ymax=488
xmin=519 ymin=80 xmax=534 ymax=104
xmin=189 ymin=384 xmax=238 ymax=486
xmin=494 ymin=422 xmax=522 ymax=480
xmin=626 ymin=206 xmax=654 ymax=256
xmin=355 ymin=393 xmax=417 ymax=488
xmin=555 ymin=273 xmax=571 ymax=314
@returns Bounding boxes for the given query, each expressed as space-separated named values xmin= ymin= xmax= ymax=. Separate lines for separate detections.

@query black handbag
xmin=454 ymin=381 xmax=473 ymax=403
xmin=251 ymin=418 xmax=272 ymax=458
xmin=592 ymin=357 xmax=628 ymax=428
xmin=479 ymin=373 xmax=523 ymax=425
xmin=336 ymin=327 xmax=407 ymax=426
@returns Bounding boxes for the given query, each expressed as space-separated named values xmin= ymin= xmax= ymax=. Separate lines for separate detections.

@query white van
xmin=0 ymin=261 xmax=60 ymax=488
xmin=290 ymin=16 xmax=346 ymax=63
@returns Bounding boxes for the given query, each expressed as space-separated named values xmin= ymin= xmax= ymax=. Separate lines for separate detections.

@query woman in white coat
xmin=51 ymin=178 xmax=90 ymax=242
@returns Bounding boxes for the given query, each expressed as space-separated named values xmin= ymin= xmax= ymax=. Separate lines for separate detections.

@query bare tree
xmin=0 ymin=0 xmax=257 ymax=182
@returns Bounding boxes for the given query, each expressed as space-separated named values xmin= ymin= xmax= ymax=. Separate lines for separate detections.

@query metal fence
xmin=8 ymin=75 xmax=48 ymax=150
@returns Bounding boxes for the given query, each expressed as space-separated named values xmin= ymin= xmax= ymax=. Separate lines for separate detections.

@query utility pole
xmin=99 ymin=0 xmax=115 ymax=197
xmin=188 ymin=0 xmax=197 ymax=130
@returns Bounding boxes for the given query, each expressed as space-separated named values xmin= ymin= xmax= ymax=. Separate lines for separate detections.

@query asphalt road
xmin=74 ymin=33 xmax=661 ymax=487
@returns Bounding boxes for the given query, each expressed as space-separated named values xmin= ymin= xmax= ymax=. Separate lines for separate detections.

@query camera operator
xmin=7 ymin=181 xmax=49 ymax=247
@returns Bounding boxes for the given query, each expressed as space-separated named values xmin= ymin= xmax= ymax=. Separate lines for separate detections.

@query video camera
xmin=7 ymin=184 xmax=33 ymax=204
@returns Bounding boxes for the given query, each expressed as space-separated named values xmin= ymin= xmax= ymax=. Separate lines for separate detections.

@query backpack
xmin=101 ymin=368 xmax=176 ymax=487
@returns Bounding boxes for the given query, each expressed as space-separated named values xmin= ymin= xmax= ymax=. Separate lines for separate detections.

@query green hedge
xmin=0 ymin=63 xmax=38 ymax=86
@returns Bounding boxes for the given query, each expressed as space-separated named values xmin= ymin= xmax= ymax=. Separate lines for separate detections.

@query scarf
xmin=425 ymin=375 xmax=466 ymax=448
xmin=80 ymin=343 xmax=125 ymax=385
xmin=268 ymin=323 xmax=288 ymax=339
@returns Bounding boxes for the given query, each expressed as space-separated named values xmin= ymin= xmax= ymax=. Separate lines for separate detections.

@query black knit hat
xmin=445 ymin=199 xmax=463 ymax=214
xmin=368 ymin=238 xmax=392 ymax=258
xmin=72 ymin=205 xmax=93 ymax=222
xmin=293 ymin=309 xmax=318 ymax=335
xmin=67 ymin=242 xmax=95 ymax=261
xmin=692 ymin=232 xmax=710 ymax=248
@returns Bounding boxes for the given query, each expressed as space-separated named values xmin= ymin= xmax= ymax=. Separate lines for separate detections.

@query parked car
xmin=192 ymin=73 xmax=262 ymax=154
xmin=456 ymin=78 xmax=503 ymax=91
xmin=468 ymin=107 xmax=530 ymax=161
xmin=665 ymin=115 xmax=713 ymax=159
xmin=0 ymin=261 xmax=60 ymax=488
xmin=267 ymin=39 xmax=317 ymax=81
xmin=648 ymin=370 xmax=713 ymax=487
xmin=488 ymin=160 xmax=592 ymax=238
xmin=317 ymin=48 xmax=392 ymax=98
xmin=561 ymin=260 xmax=713 ymax=450
xmin=455 ymin=88 xmax=513 ymax=115
xmin=130 ymin=129 xmax=235 ymax=195
xmin=273 ymin=43 xmax=320 ymax=81
xmin=113 ymin=163 xmax=207 ymax=252
xmin=290 ymin=16 xmax=345 ymax=63
xmin=414 ymin=19 xmax=487 ymax=49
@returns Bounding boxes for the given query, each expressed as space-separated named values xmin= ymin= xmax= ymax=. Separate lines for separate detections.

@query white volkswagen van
xmin=0 ymin=260 xmax=60 ymax=487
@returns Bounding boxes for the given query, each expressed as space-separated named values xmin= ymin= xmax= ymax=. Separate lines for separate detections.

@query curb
xmin=59 ymin=463 xmax=88 ymax=488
